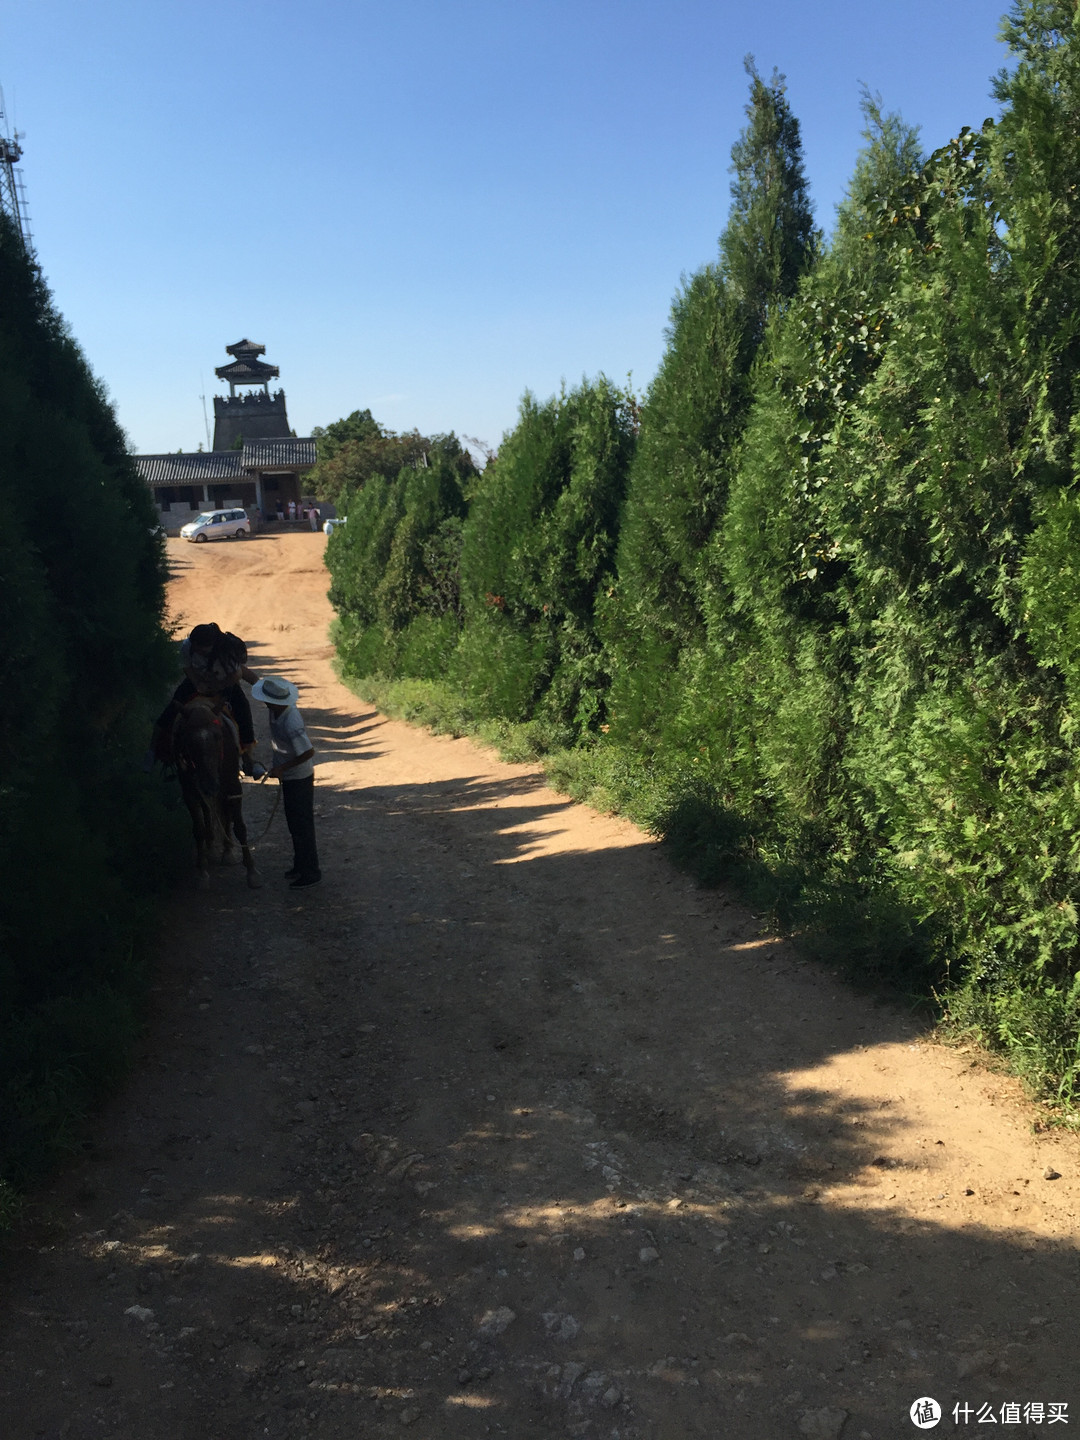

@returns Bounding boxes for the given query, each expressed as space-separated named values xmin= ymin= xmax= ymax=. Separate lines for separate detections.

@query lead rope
xmin=252 ymin=779 xmax=281 ymax=841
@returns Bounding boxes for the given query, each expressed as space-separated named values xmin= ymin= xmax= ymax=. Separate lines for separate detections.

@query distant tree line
xmin=0 ymin=214 xmax=178 ymax=1207
xmin=324 ymin=2 xmax=1080 ymax=1102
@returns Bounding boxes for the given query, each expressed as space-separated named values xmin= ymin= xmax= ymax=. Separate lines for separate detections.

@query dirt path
xmin=2 ymin=530 xmax=1077 ymax=1440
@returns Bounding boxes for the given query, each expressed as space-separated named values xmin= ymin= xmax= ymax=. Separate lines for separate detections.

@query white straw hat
xmin=251 ymin=676 xmax=299 ymax=706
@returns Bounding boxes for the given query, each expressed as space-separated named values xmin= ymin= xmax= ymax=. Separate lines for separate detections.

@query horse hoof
xmin=247 ymin=870 xmax=263 ymax=889
xmin=196 ymin=873 xmax=211 ymax=891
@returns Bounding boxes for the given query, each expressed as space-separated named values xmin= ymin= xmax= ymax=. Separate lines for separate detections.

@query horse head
xmin=174 ymin=700 xmax=226 ymax=800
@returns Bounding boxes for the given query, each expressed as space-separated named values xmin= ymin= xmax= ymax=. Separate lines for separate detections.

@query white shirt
xmin=268 ymin=704 xmax=315 ymax=780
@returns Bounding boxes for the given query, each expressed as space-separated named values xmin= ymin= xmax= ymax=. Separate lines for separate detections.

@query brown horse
xmin=173 ymin=697 xmax=262 ymax=890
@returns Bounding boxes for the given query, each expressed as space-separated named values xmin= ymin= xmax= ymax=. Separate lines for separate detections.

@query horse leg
xmin=231 ymin=802 xmax=262 ymax=889
xmin=191 ymin=799 xmax=211 ymax=890
xmin=211 ymin=794 xmax=232 ymax=865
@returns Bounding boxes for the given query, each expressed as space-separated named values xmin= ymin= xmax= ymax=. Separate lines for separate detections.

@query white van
xmin=180 ymin=509 xmax=251 ymax=542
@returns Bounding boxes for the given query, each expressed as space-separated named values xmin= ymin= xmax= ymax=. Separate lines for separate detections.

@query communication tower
xmin=0 ymin=86 xmax=35 ymax=260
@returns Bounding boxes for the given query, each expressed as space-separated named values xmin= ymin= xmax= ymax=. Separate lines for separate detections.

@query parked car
xmin=180 ymin=509 xmax=251 ymax=543
xmin=323 ymin=517 xmax=345 ymax=536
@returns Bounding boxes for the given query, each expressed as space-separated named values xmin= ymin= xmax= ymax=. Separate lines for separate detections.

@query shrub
xmin=0 ymin=215 xmax=181 ymax=1194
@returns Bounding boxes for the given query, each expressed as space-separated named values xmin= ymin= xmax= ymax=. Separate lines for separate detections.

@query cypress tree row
xmin=328 ymin=379 xmax=635 ymax=742
xmin=838 ymin=0 xmax=1080 ymax=1053
xmin=696 ymin=0 xmax=1080 ymax=1071
xmin=705 ymin=103 xmax=926 ymax=877
xmin=604 ymin=62 xmax=817 ymax=748
xmin=329 ymin=437 xmax=475 ymax=680
xmin=454 ymin=378 xmax=635 ymax=736
xmin=326 ymin=7 xmax=1080 ymax=1097
xmin=0 ymin=216 xmax=177 ymax=1193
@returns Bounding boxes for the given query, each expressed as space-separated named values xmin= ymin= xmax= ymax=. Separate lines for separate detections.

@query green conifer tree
xmin=605 ymin=62 xmax=816 ymax=744
xmin=325 ymin=437 xmax=477 ymax=681
xmin=0 ymin=213 xmax=176 ymax=1188
xmin=703 ymin=3 xmax=1080 ymax=1080
xmin=722 ymin=58 xmax=818 ymax=348
xmin=708 ymin=101 xmax=925 ymax=861
xmin=455 ymin=378 xmax=635 ymax=732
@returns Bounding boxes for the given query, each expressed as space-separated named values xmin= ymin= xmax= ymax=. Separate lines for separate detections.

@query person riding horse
xmin=149 ymin=623 xmax=267 ymax=779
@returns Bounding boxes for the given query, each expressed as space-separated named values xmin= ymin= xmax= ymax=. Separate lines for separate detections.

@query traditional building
xmin=212 ymin=338 xmax=290 ymax=450
xmin=137 ymin=341 xmax=319 ymax=531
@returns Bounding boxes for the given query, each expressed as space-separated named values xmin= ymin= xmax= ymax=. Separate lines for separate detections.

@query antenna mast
xmin=199 ymin=375 xmax=211 ymax=450
xmin=0 ymin=86 xmax=35 ymax=261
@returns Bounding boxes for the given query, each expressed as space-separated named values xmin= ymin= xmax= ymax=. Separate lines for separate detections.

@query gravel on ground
xmin=1 ymin=531 xmax=1076 ymax=1440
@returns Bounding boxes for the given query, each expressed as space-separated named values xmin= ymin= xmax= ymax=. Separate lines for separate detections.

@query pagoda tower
xmin=212 ymin=339 xmax=292 ymax=450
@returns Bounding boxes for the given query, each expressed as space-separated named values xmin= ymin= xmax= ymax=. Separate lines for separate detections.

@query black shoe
xmin=290 ymin=873 xmax=322 ymax=889
xmin=283 ymin=867 xmax=299 ymax=879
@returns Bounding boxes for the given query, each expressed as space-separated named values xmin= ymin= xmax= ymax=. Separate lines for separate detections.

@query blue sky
xmin=3 ymin=0 xmax=1010 ymax=457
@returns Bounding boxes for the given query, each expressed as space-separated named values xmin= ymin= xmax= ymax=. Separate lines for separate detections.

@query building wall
xmin=152 ymin=473 xmax=314 ymax=531
xmin=212 ymin=391 xmax=291 ymax=450
xmin=155 ymin=485 xmax=202 ymax=509
xmin=156 ymin=503 xmax=204 ymax=535
xmin=154 ymin=482 xmax=255 ymax=534
xmin=208 ymin=481 xmax=258 ymax=508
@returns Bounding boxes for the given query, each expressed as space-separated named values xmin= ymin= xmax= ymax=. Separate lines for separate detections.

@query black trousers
xmin=282 ymin=775 xmax=320 ymax=879
xmin=157 ymin=680 xmax=255 ymax=747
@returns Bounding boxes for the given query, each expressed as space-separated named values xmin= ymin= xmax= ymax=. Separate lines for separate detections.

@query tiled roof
xmin=215 ymin=357 xmax=280 ymax=383
xmin=136 ymin=452 xmax=243 ymax=485
xmin=136 ymin=438 xmax=317 ymax=487
xmin=226 ymin=338 xmax=266 ymax=357
xmin=241 ymin=437 xmax=317 ymax=468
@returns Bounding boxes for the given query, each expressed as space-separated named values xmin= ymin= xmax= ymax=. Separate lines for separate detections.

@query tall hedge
xmin=328 ymin=380 xmax=635 ymax=741
xmin=693 ymin=1 xmax=1080 ymax=1076
xmin=604 ymin=63 xmax=817 ymax=746
xmin=454 ymin=378 xmax=635 ymax=735
xmin=329 ymin=436 xmax=475 ymax=681
xmin=0 ymin=216 xmax=177 ymax=1192
xmin=326 ymin=2 xmax=1080 ymax=1099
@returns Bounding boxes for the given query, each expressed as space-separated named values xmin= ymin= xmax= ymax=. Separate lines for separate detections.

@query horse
xmin=172 ymin=696 xmax=262 ymax=890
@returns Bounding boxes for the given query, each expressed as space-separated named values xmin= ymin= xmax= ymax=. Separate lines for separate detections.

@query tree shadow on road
xmin=3 ymin=760 xmax=1077 ymax=1440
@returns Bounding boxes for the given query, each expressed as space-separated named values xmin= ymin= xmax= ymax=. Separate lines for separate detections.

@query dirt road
xmin=1 ymin=530 xmax=1077 ymax=1440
